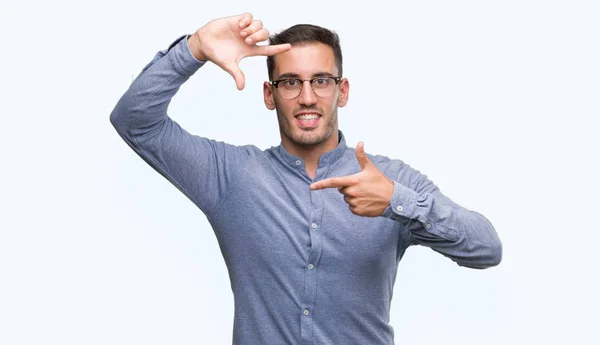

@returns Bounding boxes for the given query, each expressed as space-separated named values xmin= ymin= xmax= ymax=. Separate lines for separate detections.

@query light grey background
xmin=1 ymin=0 xmax=599 ymax=344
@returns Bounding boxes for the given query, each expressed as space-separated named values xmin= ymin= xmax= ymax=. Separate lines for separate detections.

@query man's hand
xmin=309 ymin=142 xmax=394 ymax=217
xmin=188 ymin=12 xmax=292 ymax=90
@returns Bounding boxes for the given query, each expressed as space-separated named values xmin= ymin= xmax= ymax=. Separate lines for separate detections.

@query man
xmin=110 ymin=12 xmax=502 ymax=345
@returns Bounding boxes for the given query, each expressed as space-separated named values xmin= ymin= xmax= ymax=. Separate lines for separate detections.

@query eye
xmin=281 ymin=79 xmax=300 ymax=88
xmin=313 ymin=77 xmax=330 ymax=86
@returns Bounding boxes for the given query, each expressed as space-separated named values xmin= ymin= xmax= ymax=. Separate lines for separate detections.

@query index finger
xmin=309 ymin=176 xmax=358 ymax=191
xmin=250 ymin=43 xmax=292 ymax=57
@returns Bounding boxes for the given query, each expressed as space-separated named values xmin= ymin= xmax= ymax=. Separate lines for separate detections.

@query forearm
xmin=108 ymin=35 xmax=239 ymax=214
xmin=109 ymin=35 xmax=205 ymax=140
xmin=383 ymin=180 xmax=502 ymax=269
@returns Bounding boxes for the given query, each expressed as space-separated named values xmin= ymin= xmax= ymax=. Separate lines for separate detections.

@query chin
xmin=290 ymin=129 xmax=332 ymax=147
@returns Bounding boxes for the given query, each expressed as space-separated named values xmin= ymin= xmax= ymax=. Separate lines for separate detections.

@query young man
xmin=110 ymin=12 xmax=502 ymax=345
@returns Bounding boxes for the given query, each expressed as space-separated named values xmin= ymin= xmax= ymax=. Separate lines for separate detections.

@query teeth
xmin=297 ymin=114 xmax=319 ymax=120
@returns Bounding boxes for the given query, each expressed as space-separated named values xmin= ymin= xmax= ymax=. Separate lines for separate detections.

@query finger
xmin=238 ymin=12 xmax=253 ymax=28
xmin=309 ymin=176 xmax=358 ymax=190
xmin=250 ymin=42 xmax=292 ymax=57
xmin=241 ymin=20 xmax=264 ymax=42
xmin=355 ymin=141 xmax=371 ymax=170
xmin=343 ymin=194 xmax=353 ymax=205
xmin=222 ymin=61 xmax=245 ymax=90
xmin=349 ymin=204 xmax=358 ymax=215
xmin=244 ymin=27 xmax=268 ymax=45
xmin=342 ymin=185 xmax=359 ymax=198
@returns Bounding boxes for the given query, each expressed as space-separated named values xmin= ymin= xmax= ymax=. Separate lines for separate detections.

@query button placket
xmin=301 ymin=189 xmax=324 ymax=345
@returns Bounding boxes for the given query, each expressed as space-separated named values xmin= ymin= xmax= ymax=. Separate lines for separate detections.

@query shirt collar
xmin=276 ymin=130 xmax=348 ymax=169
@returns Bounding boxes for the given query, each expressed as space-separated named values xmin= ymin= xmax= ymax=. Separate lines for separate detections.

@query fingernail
xmin=245 ymin=37 xmax=252 ymax=44
xmin=239 ymin=21 xmax=245 ymax=27
xmin=241 ymin=31 xmax=247 ymax=37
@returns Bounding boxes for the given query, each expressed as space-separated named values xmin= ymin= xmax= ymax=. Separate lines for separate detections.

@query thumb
xmin=222 ymin=61 xmax=245 ymax=90
xmin=355 ymin=141 xmax=371 ymax=170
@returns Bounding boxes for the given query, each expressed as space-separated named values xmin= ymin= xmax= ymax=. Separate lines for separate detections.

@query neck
xmin=281 ymin=130 xmax=339 ymax=179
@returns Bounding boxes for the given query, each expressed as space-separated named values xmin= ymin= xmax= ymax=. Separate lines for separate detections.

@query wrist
xmin=385 ymin=177 xmax=394 ymax=206
xmin=187 ymin=33 xmax=207 ymax=61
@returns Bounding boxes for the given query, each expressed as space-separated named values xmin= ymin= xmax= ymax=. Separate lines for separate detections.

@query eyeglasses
xmin=270 ymin=76 xmax=342 ymax=99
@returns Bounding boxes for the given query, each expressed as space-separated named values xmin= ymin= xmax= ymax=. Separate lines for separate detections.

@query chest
xmin=210 ymin=161 xmax=402 ymax=275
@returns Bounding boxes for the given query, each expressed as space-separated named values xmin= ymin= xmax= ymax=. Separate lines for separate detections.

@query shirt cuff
xmin=165 ymin=34 xmax=206 ymax=76
xmin=382 ymin=181 xmax=429 ymax=223
xmin=382 ymin=181 xmax=461 ymax=241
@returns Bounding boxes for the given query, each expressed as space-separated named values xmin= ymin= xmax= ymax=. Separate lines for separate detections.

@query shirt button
xmin=295 ymin=160 xmax=301 ymax=165
xmin=426 ymin=223 xmax=432 ymax=229
xmin=311 ymin=223 xmax=318 ymax=229
xmin=308 ymin=264 xmax=314 ymax=270
xmin=396 ymin=205 xmax=403 ymax=212
xmin=303 ymin=309 xmax=309 ymax=316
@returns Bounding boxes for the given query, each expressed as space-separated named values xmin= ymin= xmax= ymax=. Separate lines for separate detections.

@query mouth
xmin=295 ymin=113 xmax=322 ymax=128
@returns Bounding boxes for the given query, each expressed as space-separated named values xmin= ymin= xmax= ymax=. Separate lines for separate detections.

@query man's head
xmin=263 ymin=24 xmax=349 ymax=151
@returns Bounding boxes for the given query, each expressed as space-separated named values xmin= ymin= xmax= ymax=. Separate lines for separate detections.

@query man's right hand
xmin=188 ymin=13 xmax=291 ymax=90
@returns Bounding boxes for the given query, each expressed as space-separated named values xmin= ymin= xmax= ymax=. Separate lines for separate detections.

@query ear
xmin=337 ymin=78 xmax=349 ymax=107
xmin=263 ymin=81 xmax=276 ymax=110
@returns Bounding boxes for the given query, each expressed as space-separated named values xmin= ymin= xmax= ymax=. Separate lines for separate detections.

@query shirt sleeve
xmin=381 ymin=161 xmax=502 ymax=269
xmin=109 ymin=35 xmax=252 ymax=217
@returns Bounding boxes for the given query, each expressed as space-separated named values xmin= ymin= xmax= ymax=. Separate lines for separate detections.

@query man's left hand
xmin=309 ymin=142 xmax=394 ymax=217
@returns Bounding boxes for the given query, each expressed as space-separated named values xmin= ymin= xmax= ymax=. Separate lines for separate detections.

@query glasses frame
xmin=269 ymin=76 xmax=342 ymax=99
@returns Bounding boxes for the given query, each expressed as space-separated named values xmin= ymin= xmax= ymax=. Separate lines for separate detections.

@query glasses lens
xmin=278 ymin=79 xmax=301 ymax=99
xmin=312 ymin=77 xmax=335 ymax=97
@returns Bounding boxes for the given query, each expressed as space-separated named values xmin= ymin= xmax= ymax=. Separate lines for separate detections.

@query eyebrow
xmin=277 ymin=72 xmax=335 ymax=79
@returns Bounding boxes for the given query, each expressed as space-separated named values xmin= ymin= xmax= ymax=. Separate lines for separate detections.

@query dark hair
xmin=267 ymin=24 xmax=343 ymax=80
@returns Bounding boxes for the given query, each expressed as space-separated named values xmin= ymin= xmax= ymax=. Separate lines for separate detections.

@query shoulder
xmin=342 ymin=145 xmax=404 ymax=171
xmin=344 ymin=145 xmax=432 ymax=187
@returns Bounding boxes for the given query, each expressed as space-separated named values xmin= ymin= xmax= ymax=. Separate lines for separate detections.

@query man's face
xmin=264 ymin=42 xmax=349 ymax=148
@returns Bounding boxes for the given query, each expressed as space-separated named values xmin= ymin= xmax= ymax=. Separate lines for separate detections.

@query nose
xmin=298 ymin=80 xmax=317 ymax=106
